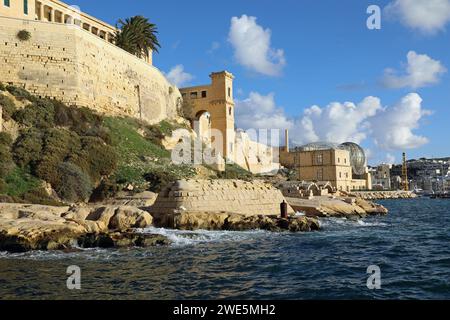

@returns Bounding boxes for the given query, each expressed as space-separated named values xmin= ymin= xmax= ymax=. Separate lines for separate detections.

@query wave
xmin=139 ymin=227 xmax=275 ymax=247
xmin=320 ymin=217 xmax=388 ymax=230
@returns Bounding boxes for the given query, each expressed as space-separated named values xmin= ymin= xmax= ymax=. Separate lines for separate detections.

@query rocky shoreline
xmin=346 ymin=191 xmax=417 ymax=200
xmin=0 ymin=180 xmax=390 ymax=253
xmin=0 ymin=203 xmax=321 ymax=253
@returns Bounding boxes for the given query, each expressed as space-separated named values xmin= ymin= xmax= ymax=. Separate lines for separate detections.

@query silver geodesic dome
xmin=339 ymin=142 xmax=366 ymax=175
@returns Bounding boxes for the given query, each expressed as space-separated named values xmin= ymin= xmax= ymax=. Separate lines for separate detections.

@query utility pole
xmin=402 ymin=152 xmax=409 ymax=191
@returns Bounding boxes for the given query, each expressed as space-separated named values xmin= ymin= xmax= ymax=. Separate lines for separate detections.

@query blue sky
xmin=73 ymin=0 xmax=449 ymax=165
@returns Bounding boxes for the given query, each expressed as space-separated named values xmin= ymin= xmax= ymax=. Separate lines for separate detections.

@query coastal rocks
xmin=108 ymin=206 xmax=153 ymax=230
xmin=151 ymin=211 xmax=320 ymax=232
xmin=77 ymin=232 xmax=170 ymax=249
xmin=354 ymin=198 xmax=389 ymax=215
xmin=0 ymin=203 xmax=162 ymax=253
xmin=347 ymin=191 xmax=417 ymax=200
xmin=62 ymin=205 xmax=153 ymax=233
xmin=0 ymin=204 xmax=86 ymax=252
xmin=286 ymin=196 xmax=388 ymax=218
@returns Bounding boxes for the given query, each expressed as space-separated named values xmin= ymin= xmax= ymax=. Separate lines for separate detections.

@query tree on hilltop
xmin=114 ymin=16 xmax=160 ymax=59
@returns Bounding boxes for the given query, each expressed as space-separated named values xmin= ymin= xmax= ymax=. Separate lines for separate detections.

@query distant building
xmin=280 ymin=139 xmax=372 ymax=192
xmin=390 ymin=158 xmax=450 ymax=192
xmin=371 ymin=164 xmax=392 ymax=190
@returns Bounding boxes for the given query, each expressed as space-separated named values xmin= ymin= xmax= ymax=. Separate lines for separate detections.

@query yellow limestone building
xmin=180 ymin=72 xmax=280 ymax=174
xmin=180 ymin=71 xmax=236 ymax=160
xmin=280 ymin=137 xmax=372 ymax=192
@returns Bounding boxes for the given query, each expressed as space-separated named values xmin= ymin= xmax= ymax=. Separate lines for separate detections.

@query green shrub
xmin=0 ymin=95 xmax=16 ymax=121
xmin=13 ymin=99 xmax=55 ymax=128
xmin=17 ymin=30 xmax=31 ymax=41
xmin=0 ymin=178 xmax=6 ymax=194
xmin=0 ymin=132 xmax=13 ymax=146
xmin=34 ymin=128 xmax=81 ymax=185
xmin=13 ymin=128 xmax=43 ymax=168
xmin=0 ymin=144 xmax=15 ymax=177
xmin=69 ymin=136 xmax=117 ymax=184
xmin=6 ymin=85 xmax=34 ymax=101
xmin=217 ymin=164 xmax=254 ymax=181
xmin=54 ymin=162 xmax=93 ymax=203
xmin=0 ymin=83 xmax=5 ymax=91
xmin=90 ymin=178 xmax=119 ymax=202
xmin=3 ymin=167 xmax=40 ymax=197
xmin=54 ymin=102 xmax=111 ymax=143
xmin=21 ymin=187 xmax=63 ymax=206
xmin=143 ymin=171 xmax=177 ymax=193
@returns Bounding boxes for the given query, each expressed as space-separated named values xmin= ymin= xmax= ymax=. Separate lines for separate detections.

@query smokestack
xmin=285 ymin=129 xmax=289 ymax=153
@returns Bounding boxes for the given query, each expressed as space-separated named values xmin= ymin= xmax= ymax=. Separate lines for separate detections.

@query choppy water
xmin=1 ymin=199 xmax=449 ymax=300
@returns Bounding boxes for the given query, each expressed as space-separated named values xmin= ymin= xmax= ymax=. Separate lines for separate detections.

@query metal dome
xmin=339 ymin=142 xmax=366 ymax=175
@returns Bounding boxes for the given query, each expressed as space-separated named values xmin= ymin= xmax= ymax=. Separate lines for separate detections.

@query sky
xmin=72 ymin=0 xmax=449 ymax=165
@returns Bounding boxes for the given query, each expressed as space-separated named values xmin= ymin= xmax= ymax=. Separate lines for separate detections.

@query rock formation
xmin=0 ymin=203 xmax=163 ymax=252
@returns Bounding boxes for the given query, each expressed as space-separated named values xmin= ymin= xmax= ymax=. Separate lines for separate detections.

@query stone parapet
xmin=149 ymin=179 xmax=294 ymax=216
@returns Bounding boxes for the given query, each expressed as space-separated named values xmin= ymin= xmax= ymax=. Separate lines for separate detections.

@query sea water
xmin=0 ymin=199 xmax=449 ymax=299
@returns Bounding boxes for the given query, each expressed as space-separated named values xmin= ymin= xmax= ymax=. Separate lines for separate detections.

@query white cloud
xmin=165 ymin=65 xmax=194 ymax=87
xmin=385 ymin=0 xmax=450 ymax=34
xmin=228 ymin=15 xmax=286 ymax=76
xmin=371 ymin=93 xmax=431 ymax=150
xmin=292 ymin=97 xmax=382 ymax=146
xmin=235 ymin=92 xmax=293 ymax=130
xmin=235 ymin=92 xmax=431 ymax=153
xmin=207 ymin=41 xmax=221 ymax=54
xmin=382 ymin=51 xmax=447 ymax=89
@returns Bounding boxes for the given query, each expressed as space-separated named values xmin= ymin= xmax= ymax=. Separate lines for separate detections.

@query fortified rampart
xmin=0 ymin=16 xmax=181 ymax=124
xmin=150 ymin=179 xmax=294 ymax=216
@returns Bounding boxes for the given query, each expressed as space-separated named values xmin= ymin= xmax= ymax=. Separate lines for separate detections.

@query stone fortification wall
xmin=150 ymin=179 xmax=294 ymax=216
xmin=0 ymin=16 xmax=181 ymax=124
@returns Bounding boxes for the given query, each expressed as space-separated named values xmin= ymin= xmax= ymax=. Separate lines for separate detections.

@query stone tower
xmin=180 ymin=71 xmax=235 ymax=160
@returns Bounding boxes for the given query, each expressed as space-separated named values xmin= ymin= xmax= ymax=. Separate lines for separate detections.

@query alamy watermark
xmin=66 ymin=265 xmax=81 ymax=290
xmin=367 ymin=5 xmax=381 ymax=30
xmin=366 ymin=265 xmax=381 ymax=290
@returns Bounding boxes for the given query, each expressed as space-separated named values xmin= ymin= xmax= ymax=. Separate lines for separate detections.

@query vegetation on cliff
xmin=1 ymin=84 xmax=237 ymax=204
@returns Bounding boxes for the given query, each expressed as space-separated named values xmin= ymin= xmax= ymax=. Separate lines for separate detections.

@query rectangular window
xmin=190 ymin=92 xmax=198 ymax=99
xmin=4 ymin=0 xmax=10 ymax=7
xmin=316 ymin=153 xmax=323 ymax=165
xmin=23 ymin=0 xmax=28 ymax=14
xmin=201 ymin=91 xmax=207 ymax=98
xmin=317 ymin=168 xmax=323 ymax=181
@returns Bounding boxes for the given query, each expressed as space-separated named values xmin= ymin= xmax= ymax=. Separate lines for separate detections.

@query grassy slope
xmin=104 ymin=117 xmax=197 ymax=188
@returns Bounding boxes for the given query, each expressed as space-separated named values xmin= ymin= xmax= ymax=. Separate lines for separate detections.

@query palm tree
xmin=114 ymin=16 xmax=160 ymax=59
